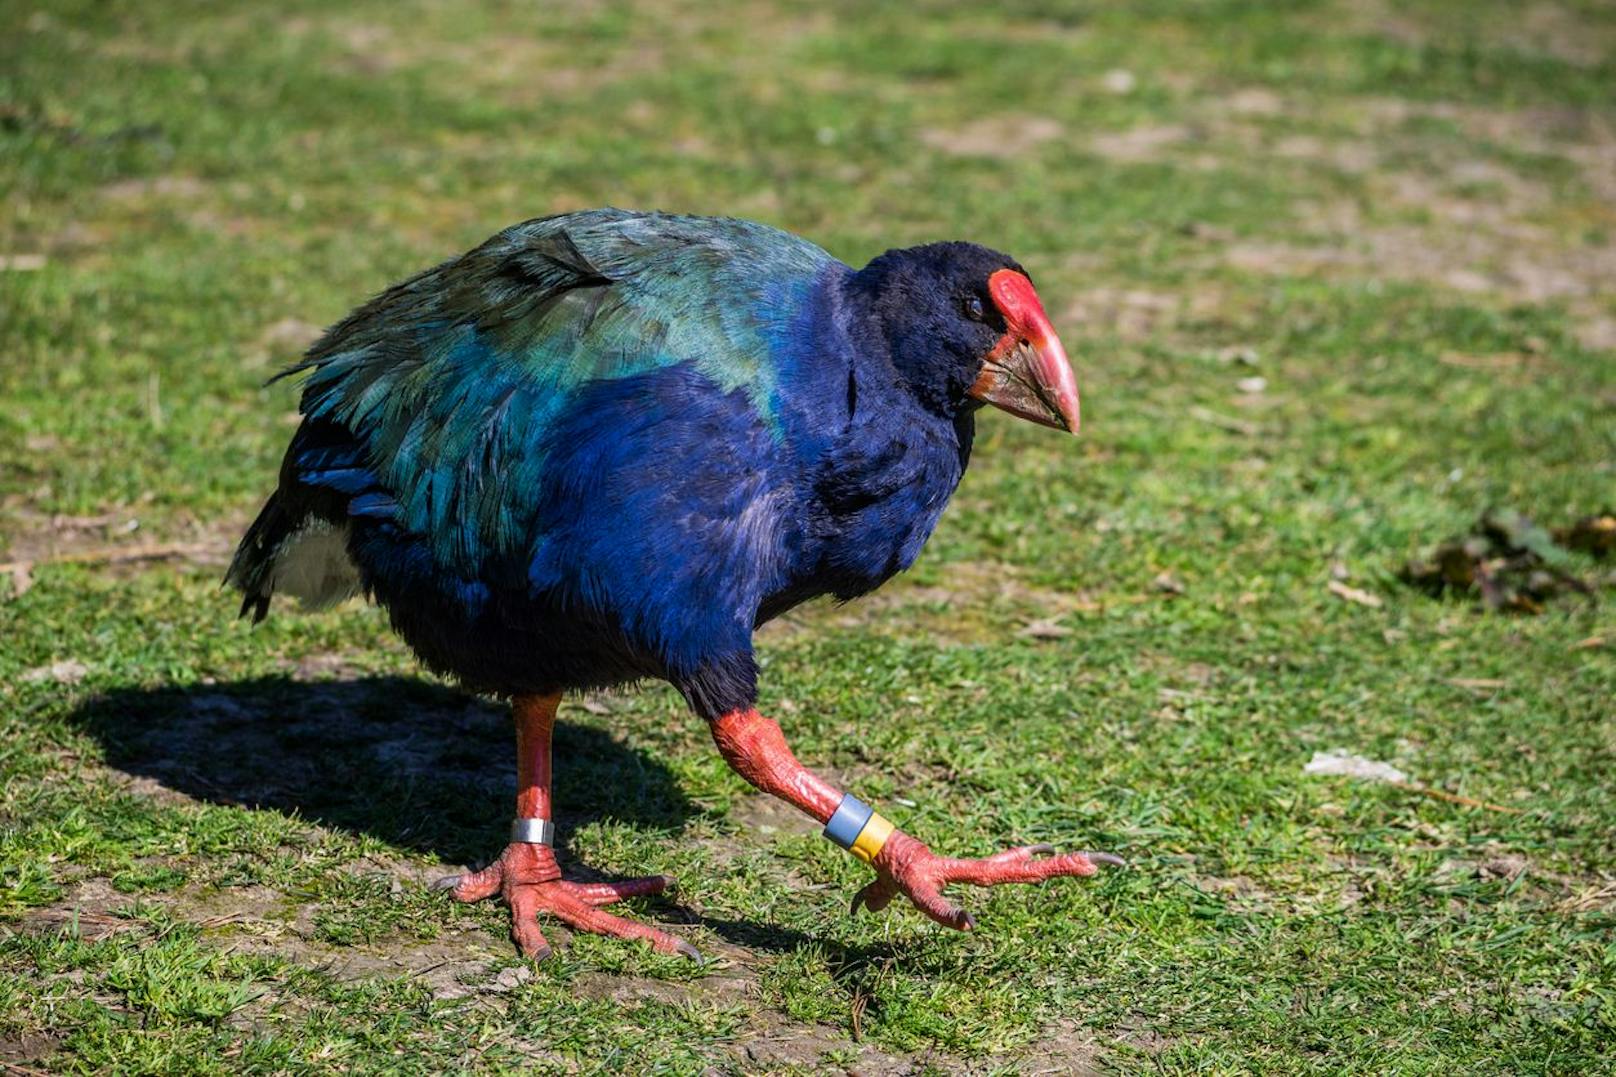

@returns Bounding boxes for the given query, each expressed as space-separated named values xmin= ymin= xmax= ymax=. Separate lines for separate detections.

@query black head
xmin=848 ymin=242 xmax=1080 ymax=433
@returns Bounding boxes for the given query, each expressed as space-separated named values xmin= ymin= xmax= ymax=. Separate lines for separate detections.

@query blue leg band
xmin=823 ymin=794 xmax=875 ymax=850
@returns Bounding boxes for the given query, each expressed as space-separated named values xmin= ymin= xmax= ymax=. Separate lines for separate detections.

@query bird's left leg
xmin=711 ymin=707 xmax=1121 ymax=930
xmin=436 ymin=693 xmax=697 ymax=960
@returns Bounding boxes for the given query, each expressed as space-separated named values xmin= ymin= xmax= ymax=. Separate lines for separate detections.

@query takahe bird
xmin=229 ymin=209 xmax=1117 ymax=960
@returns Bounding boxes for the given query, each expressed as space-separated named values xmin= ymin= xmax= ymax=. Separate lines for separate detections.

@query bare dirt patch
xmin=20 ymin=878 xmax=151 ymax=941
xmin=1219 ymin=194 xmax=1616 ymax=308
xmin=1322 ymin=0 xmax=1616 ymax=67
xmin=729 ymin=792 xmax=822 ymax=842
xmin=19 ymin=874 xmax=519 ymax=1002
xmin=0 ymin=1031 xmax=63 ymax=1070
xmin=248 ymin=317 xmax=324 ymax=367
xmin=1089 ymin=124 xmax=1194 ymax=163
xmin=733 ymin=1020 xmax=915 ymax=1073
xmin=1518 ymin=1 xmax=1616 ymax=66
xmin=1063 ymin=286 xmax=1196 ymax=343
xmin=575 ymin=967 xmax=758 ymax=1009
xmin=99 ymin=175 xmax=211 ymax=203
xmin=0 ymin=502 xmax=244 ymax=597
xmin=1194 ymin=874 xmax=1273 ymax=914
xmin=761 ymin=561 xmax=1097 ymax=648
xmin=921 ymin=115 xmax=1065 ymax=158
xmin=1574 ymin=315 xmax=1616 ymax=352
xmin=1012 ymin=1020 xmax=1104 ymax=1075
xmin=300 ymin=934 xmax=509 ymax=1000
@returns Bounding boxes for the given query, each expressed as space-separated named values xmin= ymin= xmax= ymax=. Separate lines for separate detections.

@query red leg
xmin=435 ymin=694 xmax=696 ymax=961
xmin=711 ymin=708 xmax=1121 ymax=931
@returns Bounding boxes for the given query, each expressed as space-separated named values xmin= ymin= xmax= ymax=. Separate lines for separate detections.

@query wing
xmin=278 ymin=210 xmax=837 ymax=577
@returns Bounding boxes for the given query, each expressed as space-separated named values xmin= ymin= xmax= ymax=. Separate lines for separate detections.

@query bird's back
xmin=228 ymin=210 xmax=851 ymax=706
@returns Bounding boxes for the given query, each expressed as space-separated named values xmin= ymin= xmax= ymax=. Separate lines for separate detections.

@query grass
xmin=3 ymin=0 xmax=1614 ymax=1071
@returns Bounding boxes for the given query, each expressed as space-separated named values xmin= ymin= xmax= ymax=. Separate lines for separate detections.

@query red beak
xmin=968 ymin=269 xmax=1080 ymax=434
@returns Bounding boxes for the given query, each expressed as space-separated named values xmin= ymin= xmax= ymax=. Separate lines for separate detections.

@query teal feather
xmin=279 ymin=209 xmax=834 ymax=569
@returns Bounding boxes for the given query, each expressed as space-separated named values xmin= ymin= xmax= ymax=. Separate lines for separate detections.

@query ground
xmin=2 ymin=0 xmax=1614 ymax=1072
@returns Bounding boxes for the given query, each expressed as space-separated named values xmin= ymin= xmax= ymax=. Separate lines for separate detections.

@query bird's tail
xmin=226 ymin=492 xmax=359 ymax=623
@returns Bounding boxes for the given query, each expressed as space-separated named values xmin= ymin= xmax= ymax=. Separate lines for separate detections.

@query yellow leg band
xmin=849 ymin=813 xmax=895 ymax=864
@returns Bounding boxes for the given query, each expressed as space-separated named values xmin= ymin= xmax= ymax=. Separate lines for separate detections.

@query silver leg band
xmin=510 ymin=817 xmax=555 ymax=845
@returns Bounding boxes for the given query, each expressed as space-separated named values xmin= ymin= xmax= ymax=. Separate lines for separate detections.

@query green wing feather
xmin=282 ymin=210 xmax=835 ymax=570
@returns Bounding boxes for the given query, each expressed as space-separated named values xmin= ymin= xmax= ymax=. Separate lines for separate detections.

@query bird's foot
xmin=851 ymin=831 xmax=1124 ymax=930
xmin=433 ymin=842 xmax=696 ymax=961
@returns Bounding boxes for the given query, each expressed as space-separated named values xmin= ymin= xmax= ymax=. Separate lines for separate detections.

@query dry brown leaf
xmin=1019 ymin=618 xmax=1074 ymax=640
xmin=1437 ymin=351 xmax=1530 ymax=370
xmin=1327 ymin=580 xmax=1383 ymax=608
xmin=1152 ymin=572 xmax=1186 ymax=596
xmin=23 ymin=659 xmax=89 ymax=684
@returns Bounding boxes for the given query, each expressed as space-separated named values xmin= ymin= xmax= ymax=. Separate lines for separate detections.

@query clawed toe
xmin=441 ymin=844 xmax=690 ymax=960
xmin=854 ymin=832 xmax=1123 ymax=931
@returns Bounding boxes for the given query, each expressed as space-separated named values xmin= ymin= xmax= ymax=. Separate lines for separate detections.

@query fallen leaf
xmin=1304 ymin=750 xmax=1408 ymax=784
xmin=1555 ymin=513 xmax=1615 ymax=559
xmin=1214 ymin=345 xmax=1260 ymax=366
xmin=1152 ymin=572 xmax=1186 ymax=595
xmin=1446 ymin=677 xmax=1506 ymax=689
xmin=23 ymin=659 xmax=89 ymax=684
xmin=1327 ymin=580 xmax=1383 ymax=608
xmin=1019 ymin=618 xmax=1074 ymax=640
xmin=1402 ymin=509 xmax=1598 ymax=613
xmin=1100 ymin=68 xmax=1136 ymax=94
xmin=1187 ymin=405 xmax=1259 ymax=436
xmin=1479 ymin=856 xmax=1529 ymax=881
xmin=1571 ymin=636 xmax=1605 ymax=650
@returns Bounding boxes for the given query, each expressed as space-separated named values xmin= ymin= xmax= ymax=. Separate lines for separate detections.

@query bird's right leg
xmin=711 ymin=707 xmax=1121 ymax=929
xmin=436 ymin=693 xmax=697 ymax=960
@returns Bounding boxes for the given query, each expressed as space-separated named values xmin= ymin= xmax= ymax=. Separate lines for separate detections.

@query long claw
xmin=857 ymin=831 xmax=1116 ymax=931
xmin=451 ymin=844 xmax=694 ymax=960
xmin=430 ymin=874 xmax=462 ymax=892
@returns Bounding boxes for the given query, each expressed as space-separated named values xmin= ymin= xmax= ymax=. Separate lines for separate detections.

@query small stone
xmin=491 ymin=965 xmax=533 ymax=992
xmin=1101 ymin=69 xmax=1136 ymax=94
xmin=1304 ymin=750 xmax=1407 ymax=784
xmin=1152 ymin=572 xmax=1186 ymax=595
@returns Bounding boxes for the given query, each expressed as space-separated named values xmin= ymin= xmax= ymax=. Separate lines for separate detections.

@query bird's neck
xmin=830 ymin=266 xmax=975 ymax=459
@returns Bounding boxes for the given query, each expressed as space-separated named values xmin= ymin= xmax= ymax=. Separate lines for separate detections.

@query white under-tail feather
xmin=271 ymin=521 xmax=361 ymax=610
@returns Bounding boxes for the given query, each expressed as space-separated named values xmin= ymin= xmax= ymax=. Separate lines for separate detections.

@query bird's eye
xmin=963 ymin=296 xmax=986 ymax=322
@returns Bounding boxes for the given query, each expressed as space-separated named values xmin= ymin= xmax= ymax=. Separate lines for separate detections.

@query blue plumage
xmin=230 ymin=210 xmax=1036 ymax=717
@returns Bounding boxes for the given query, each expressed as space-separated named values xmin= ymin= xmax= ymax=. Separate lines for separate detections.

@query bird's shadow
xmin=66 ymin=675 xmax=695 ymax=869
xmin=67 ymin=675 xmax=862 ymax=958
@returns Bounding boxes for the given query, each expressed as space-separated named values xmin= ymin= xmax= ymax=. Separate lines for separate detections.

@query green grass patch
xmin=3 ymin=0 xmax=1613 ymax=1071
